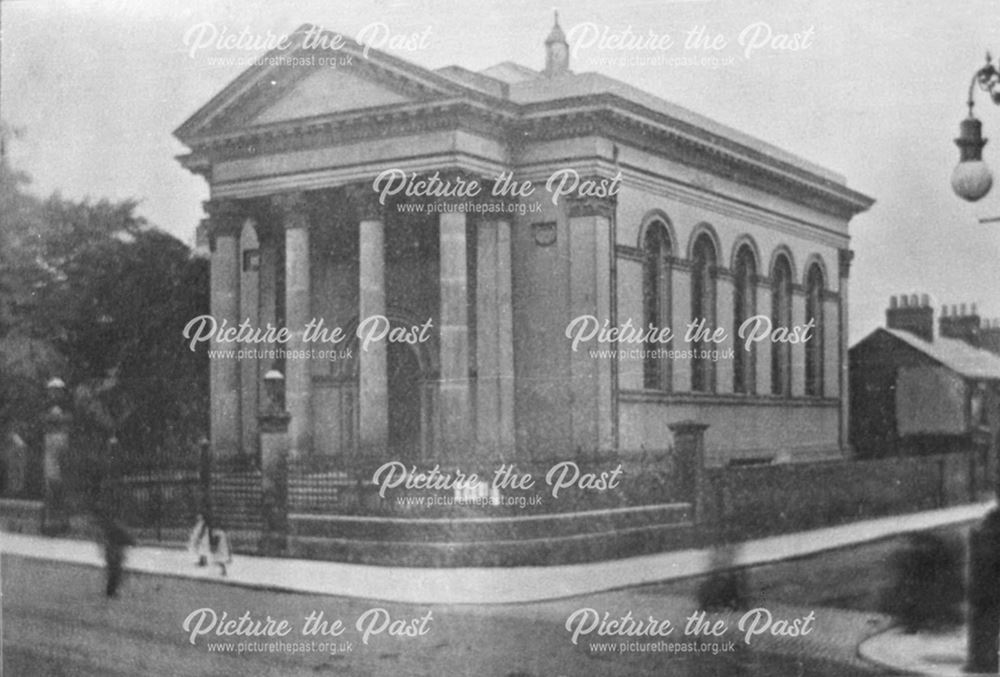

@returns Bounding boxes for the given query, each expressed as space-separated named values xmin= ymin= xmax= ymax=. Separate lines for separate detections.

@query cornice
xmin=619 ymin=389 xmax=840 ymax=408
xmin=177 ymin=59 xmax=873 ymax=224
xmin=186 ymin=100 xmax=513 ymax=166
xmin=516 ymin=106 xmax=872 ymax=220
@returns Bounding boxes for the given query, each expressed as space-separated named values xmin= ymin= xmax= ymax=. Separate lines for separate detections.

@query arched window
xmin=691 ymin=233 xmax=717 ymax=392
xmin=642 ymin=222 xmax=671 ymax=390
xmin=771 ymin=254 xmax=793 ymax=397
xmin=732 ymin=244 xmax=757 ymax=394
xmin=805 ymin=263 xmax=825 ymax=397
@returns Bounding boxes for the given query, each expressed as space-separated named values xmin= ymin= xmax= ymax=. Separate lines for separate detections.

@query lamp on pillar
xmin=46 ymin=377 xmax=66 ymax=406
xmin=259 ymin=368 xmax=290 ymax=555
xmin=263 ymin=368 xmax=286 ymax=415
xmin=41 ymin=376 xmax=71 ymax=535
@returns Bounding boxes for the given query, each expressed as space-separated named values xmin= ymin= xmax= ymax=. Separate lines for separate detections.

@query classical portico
xmin=200 ymin=181 xmax=516 ymax=462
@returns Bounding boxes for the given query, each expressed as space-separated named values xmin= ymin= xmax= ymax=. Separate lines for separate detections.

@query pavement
xmin=2 ymin=500 xmax=994 ymax=675
xmin=860 ymin=626 xmax=974 ymax=676
xmin=2 ymin=501 xmax=991 ymax=606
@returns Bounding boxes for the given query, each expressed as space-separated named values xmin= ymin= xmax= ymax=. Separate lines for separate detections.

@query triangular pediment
xmin=175 ymin=24 xmax=478 ymax=142
xmin=252 ymin=67 xmax=411 ymax=124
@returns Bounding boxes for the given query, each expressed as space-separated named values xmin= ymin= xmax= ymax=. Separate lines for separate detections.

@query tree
xmin=0 ymin=123 xmax=209 ymax=489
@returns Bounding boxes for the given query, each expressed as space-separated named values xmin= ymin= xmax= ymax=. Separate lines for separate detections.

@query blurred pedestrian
xmin=95 ymin=512 xmax=134 ymax=598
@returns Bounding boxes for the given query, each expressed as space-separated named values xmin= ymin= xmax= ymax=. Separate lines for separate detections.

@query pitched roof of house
xmin=880 ymin=327 xmax=1000 ymax=380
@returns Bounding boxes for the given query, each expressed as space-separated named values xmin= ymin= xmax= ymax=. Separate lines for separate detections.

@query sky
xmin=3 ymin=0 xmax=1000 ymax=344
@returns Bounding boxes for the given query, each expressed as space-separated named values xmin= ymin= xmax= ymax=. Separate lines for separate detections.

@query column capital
xmin=203 ymin=198 xmax=248 ymax=239
xmin=270 ymin=191 xmax=311 ymax=230
xmin=565 ymin=183 xmax=618 ymax=219
xmin=345 ymin=183 xmax=384 ymax=222
xmin=838 ymin=248 xmax=854 ymax=279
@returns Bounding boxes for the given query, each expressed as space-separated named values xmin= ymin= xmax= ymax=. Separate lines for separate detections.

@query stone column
xmin=838 ymin=249 xmax=853 ymax=452
xmin=205 ymin=199 xmax=245 ymax=461
xmin=567 ymin=195 xmax=615 ymax=452
xmin=671 ymin=258 xmax=693 ymax=392
xmin=239 ymin=223 xmax=261 ymax=462
xmin=755 ymin=277 xmax=773 ymax=397
xmin=272 ymin=192 xmax=312 ymax=459
xmin=792 ymin=285 xmax=807 ymax=398
xmin=476 ymin=218 xmax=515 ymax=457
xmin=351 ymin=187 xmax=388 ymax=455
xmin=439 ymin=211 xmax=471 ymax=458
xmin=715 ymin=270 xmax=735 ymax=394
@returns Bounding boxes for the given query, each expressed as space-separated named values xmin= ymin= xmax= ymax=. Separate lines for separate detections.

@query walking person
xmin=95 ymin=512 xmax=134 ymax=598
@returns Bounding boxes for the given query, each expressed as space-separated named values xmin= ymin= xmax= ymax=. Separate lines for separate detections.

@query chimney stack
xmin=886 ymin=293 xmax=934 ymax=342
xmin=939 ymin=300 xmax=981 ymax=347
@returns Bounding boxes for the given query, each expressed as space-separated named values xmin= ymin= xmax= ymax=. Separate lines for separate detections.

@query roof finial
xmin=544 ymin=9 xmax=569 ymax=76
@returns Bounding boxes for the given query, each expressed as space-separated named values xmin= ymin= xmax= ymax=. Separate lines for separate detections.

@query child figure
xmin=208 ymin=527 xmax=232 ymax=576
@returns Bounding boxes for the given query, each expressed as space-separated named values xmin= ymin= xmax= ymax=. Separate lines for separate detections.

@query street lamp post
xmin=952 ymin=54 xmax=1000 ymax=202
xmin=952 ymin=53 xmax=1000 ymax=674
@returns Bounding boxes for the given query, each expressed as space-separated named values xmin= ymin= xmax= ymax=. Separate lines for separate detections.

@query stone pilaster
xmin=272 ymin=192 xmax=312 ymax=459
xmin=439 ymin=210 xmax=471 ymax=458
xmin=792 ymin=285 xmax=807 ymax=398
xmin=671 ymin=258 xmax=693 ymax=393
xmin=823 ymin=290 xmax=840 ymax=399
xmin=754 ymin=277 xmax=772 ymax=397
xmin=715 ymin=269 xmax=735 ymax=395
xmin=475 ymin=217 xmax=515 ymax=457
xmin=838 ymin=249 xmax=853 ymax=452
xmin=205 ymin=198 xmax=246 ymax=460
xmin=567 ymin=194 xmax=615 ymax=452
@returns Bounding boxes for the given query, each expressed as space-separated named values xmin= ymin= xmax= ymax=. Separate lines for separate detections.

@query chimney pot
xmin=910 ymin=294 xmax=919 ymax=307
xmin=921 ymin=294 xmax=930 ymax=307
xmin=890 ymin=295 xmax=898 ymax=309
xmin=961 ymin=303 xmax=967 ymax=316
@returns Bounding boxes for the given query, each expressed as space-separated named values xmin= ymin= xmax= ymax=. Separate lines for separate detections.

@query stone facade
xmin=177 ymin=20 xmax=873 ymax=467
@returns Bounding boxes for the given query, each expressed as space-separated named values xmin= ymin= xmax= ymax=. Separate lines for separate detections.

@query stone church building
xmin=176 ymin=19 xmax=873 ymax=468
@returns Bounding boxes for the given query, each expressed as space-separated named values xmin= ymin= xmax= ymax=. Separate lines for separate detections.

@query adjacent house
xmin=850 ymin=295 xmax=1000 ymax=459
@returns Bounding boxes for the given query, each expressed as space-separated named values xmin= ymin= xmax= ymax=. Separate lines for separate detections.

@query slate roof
xmin=880 ymin=327 xmax=1000 ymax=380
xmin=430 ymin=62 xmax=844 ymax=184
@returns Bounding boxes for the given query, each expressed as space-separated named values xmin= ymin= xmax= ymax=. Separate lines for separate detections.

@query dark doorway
xmin=387 ymin=341 xmax=422 ymax=459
